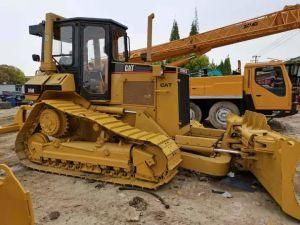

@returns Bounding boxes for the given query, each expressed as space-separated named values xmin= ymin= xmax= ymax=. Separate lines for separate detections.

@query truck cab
xmin=189 ymin=61 xmax=297 ymax=129
xmin=243 ymin=61 xmax=296 ymax=113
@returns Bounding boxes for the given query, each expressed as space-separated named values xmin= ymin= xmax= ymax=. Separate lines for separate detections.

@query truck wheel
xmin=190 ymin=102 xmax=202 ymax=122
xmin=209 ymin=101 xmax=240 ymax=129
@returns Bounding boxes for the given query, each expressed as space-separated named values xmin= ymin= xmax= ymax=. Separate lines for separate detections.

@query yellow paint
xmin=223 ymin=111 xmax=300 ymax=220
xmin=1 ymin=11 xmax=300 ymax=222
xmin=0 ymin=164 xmax=35 ymax=225
xmin=190 ymin=61 xmax=293 ymax=111
xmin=190 ymin=75 xmax=243 ymax=98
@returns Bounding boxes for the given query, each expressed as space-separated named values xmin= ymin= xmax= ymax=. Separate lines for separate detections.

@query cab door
xmin=250 ymin=65 xmax=292 ymax=110
xmin=80 ymin=24 xmax=111 ymax=101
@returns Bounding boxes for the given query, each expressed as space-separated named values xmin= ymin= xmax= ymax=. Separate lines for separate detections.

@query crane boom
xmin=129 ymin=5 xmax=300 ymax=63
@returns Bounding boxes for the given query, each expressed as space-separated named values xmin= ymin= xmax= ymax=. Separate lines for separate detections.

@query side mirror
xmin=32 ymin=54 xmax=40 ymax=62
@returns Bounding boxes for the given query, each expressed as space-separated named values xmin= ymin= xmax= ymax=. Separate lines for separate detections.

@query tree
xmin=167 ymin=20 xmax=181 ymax=63
xmin=0 ymin=65 xmax=26 ymax=84
xmin=169 ymin=20 xmax=180 ymax=41
xmin=185 ymin=55 xmax=209 ymax=73
xmin=223 ymin=56 xmax=232 ymax=74
xmin=189 ymin=8 xmax=199 ymax=36
xmin=217 ymin=60 xmax=224 ymax=74
xmin=215 ymin=56 xmax=232 ymax=75
xmin=190 ymin=22 xmax=198 ymax=36
xmin=208 ymin=59 xmax=217 ymax=70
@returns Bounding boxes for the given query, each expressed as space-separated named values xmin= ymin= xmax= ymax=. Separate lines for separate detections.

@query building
xmin=286 ymin=57 xmax=300 ymax=89
xmin=287 ymin=56 xmax=300 ymax=63
xmin=0 ymin=84 xmax=24 ymax=95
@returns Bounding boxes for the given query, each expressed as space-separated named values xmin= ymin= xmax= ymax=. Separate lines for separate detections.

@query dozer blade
xmin=0 ymin=105 xmax=31 ymax=134
xmin=224 ymin=111 xmax=300 ymax=220
xmin=0 ymin=164 xmax=35 ymax=225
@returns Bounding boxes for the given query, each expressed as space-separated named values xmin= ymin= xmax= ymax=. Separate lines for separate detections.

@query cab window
xmin=255 ymin=66 xmax=286 ymax=96
xmin=53 ymin=26 xmax=73 ymax=65
xmin=112 ymin=29 xmax=127 ymax=62
xmin=82 ymin=26 xmax=108 ymax=95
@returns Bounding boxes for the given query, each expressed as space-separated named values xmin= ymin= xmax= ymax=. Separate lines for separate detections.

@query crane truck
xmin=130 ymin=4 xmax=300 ymax=129
xmin=0 ymin=9 xmax=299 ymax=221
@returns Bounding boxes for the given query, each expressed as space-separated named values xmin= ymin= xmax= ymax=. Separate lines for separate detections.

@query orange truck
xmin=189 ymin=61 xmax=298 ymax=128
xmin=130 ymin=5 xmax=300 ymax=128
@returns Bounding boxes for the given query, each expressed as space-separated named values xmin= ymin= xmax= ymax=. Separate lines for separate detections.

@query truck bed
xmin=190 ymin=75 xmax=243 ymax=99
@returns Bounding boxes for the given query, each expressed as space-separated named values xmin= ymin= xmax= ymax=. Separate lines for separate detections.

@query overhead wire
xmin=265 ymin=32 xmax=300 ymax=54
xmin=255 ymin=31 xmax=300 ymax=56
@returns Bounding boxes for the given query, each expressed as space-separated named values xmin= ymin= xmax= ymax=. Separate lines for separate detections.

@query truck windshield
xmin=52 ymin=26 xmax=73 ymax=65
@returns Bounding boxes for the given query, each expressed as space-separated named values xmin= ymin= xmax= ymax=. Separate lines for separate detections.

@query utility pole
xmin=252 ymin=55 xmax=260 ymax=63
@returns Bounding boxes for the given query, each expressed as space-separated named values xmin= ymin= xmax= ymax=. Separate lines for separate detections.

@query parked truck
xmin=190 ymin=60 xmax=298 ymax=128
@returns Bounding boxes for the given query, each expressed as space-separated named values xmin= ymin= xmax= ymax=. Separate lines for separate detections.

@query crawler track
xmin=15 ymin=100 xmax=182 ymax=189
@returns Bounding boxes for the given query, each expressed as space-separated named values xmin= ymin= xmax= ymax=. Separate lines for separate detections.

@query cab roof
xmin=245 ymin=60 xmax=285 ymax=67
xmin=59 ymin=17 xmax=128 ymax=30
xmin=29 ymin=17 xmax=127 ymax=37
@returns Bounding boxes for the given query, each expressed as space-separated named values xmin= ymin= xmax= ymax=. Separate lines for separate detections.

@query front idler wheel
xmin=39 ymin=108 xmax=69 ymax=137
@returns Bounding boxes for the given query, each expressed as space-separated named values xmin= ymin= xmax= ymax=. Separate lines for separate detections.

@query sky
xmin=0 ymin=0 xmax=299 ymax=76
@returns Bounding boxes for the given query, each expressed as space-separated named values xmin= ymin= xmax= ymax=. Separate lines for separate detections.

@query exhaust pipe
xmin=147 ymin=13 xmax=155 ymax=62
xmin=41 ymin=13 xmax=64 ymax=73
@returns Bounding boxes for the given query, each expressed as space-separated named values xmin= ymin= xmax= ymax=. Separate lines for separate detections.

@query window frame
xmin=254 ymin=66 xmax=286 ymax=97
xmin=52 ymin=24 xmax=75 ymax=67
xmin=111 ymin=26 xmax=129 ymax=62
xmin=79 ymin=23 xmax=111 ymax=101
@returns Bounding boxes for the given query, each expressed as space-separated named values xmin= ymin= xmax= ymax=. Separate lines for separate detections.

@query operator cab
xmin=30 ymin=17 xmax=129 ymax=101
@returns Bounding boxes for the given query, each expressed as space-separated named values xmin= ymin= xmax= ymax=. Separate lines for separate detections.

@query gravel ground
xmin=0 ymin=108 xmax=299 ymax=225
xmin=271 ymin=113 xmax=300 ymax=138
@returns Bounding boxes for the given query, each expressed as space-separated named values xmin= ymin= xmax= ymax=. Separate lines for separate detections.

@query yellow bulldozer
xmin=0 ymin=10 xmax=299 ymax=222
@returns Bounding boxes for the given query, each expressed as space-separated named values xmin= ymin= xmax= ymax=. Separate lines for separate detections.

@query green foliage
xmin=0 ymin=65 xmax=26 ymax=84
xmin=189 ymin=8 xmax=199 ymax=36
xmin=217 ymin=60 xmax=224 ymax=73
xmin=216 ymin=56 xmax=232 ymax=74
xmin=169 ymin=20 xmax=180 ymax=41
xmin=208 ymin=59 xmax=217 ymax=70
xmin=189 ymin=23 xmax=198 ymax=36
xmin=223 ymin=56 xmax=232 ymax=74
xmin=167 ymin=20 xmax=181 ymax=63
xmin=185 ymin=55 xmax=209 ymax=73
